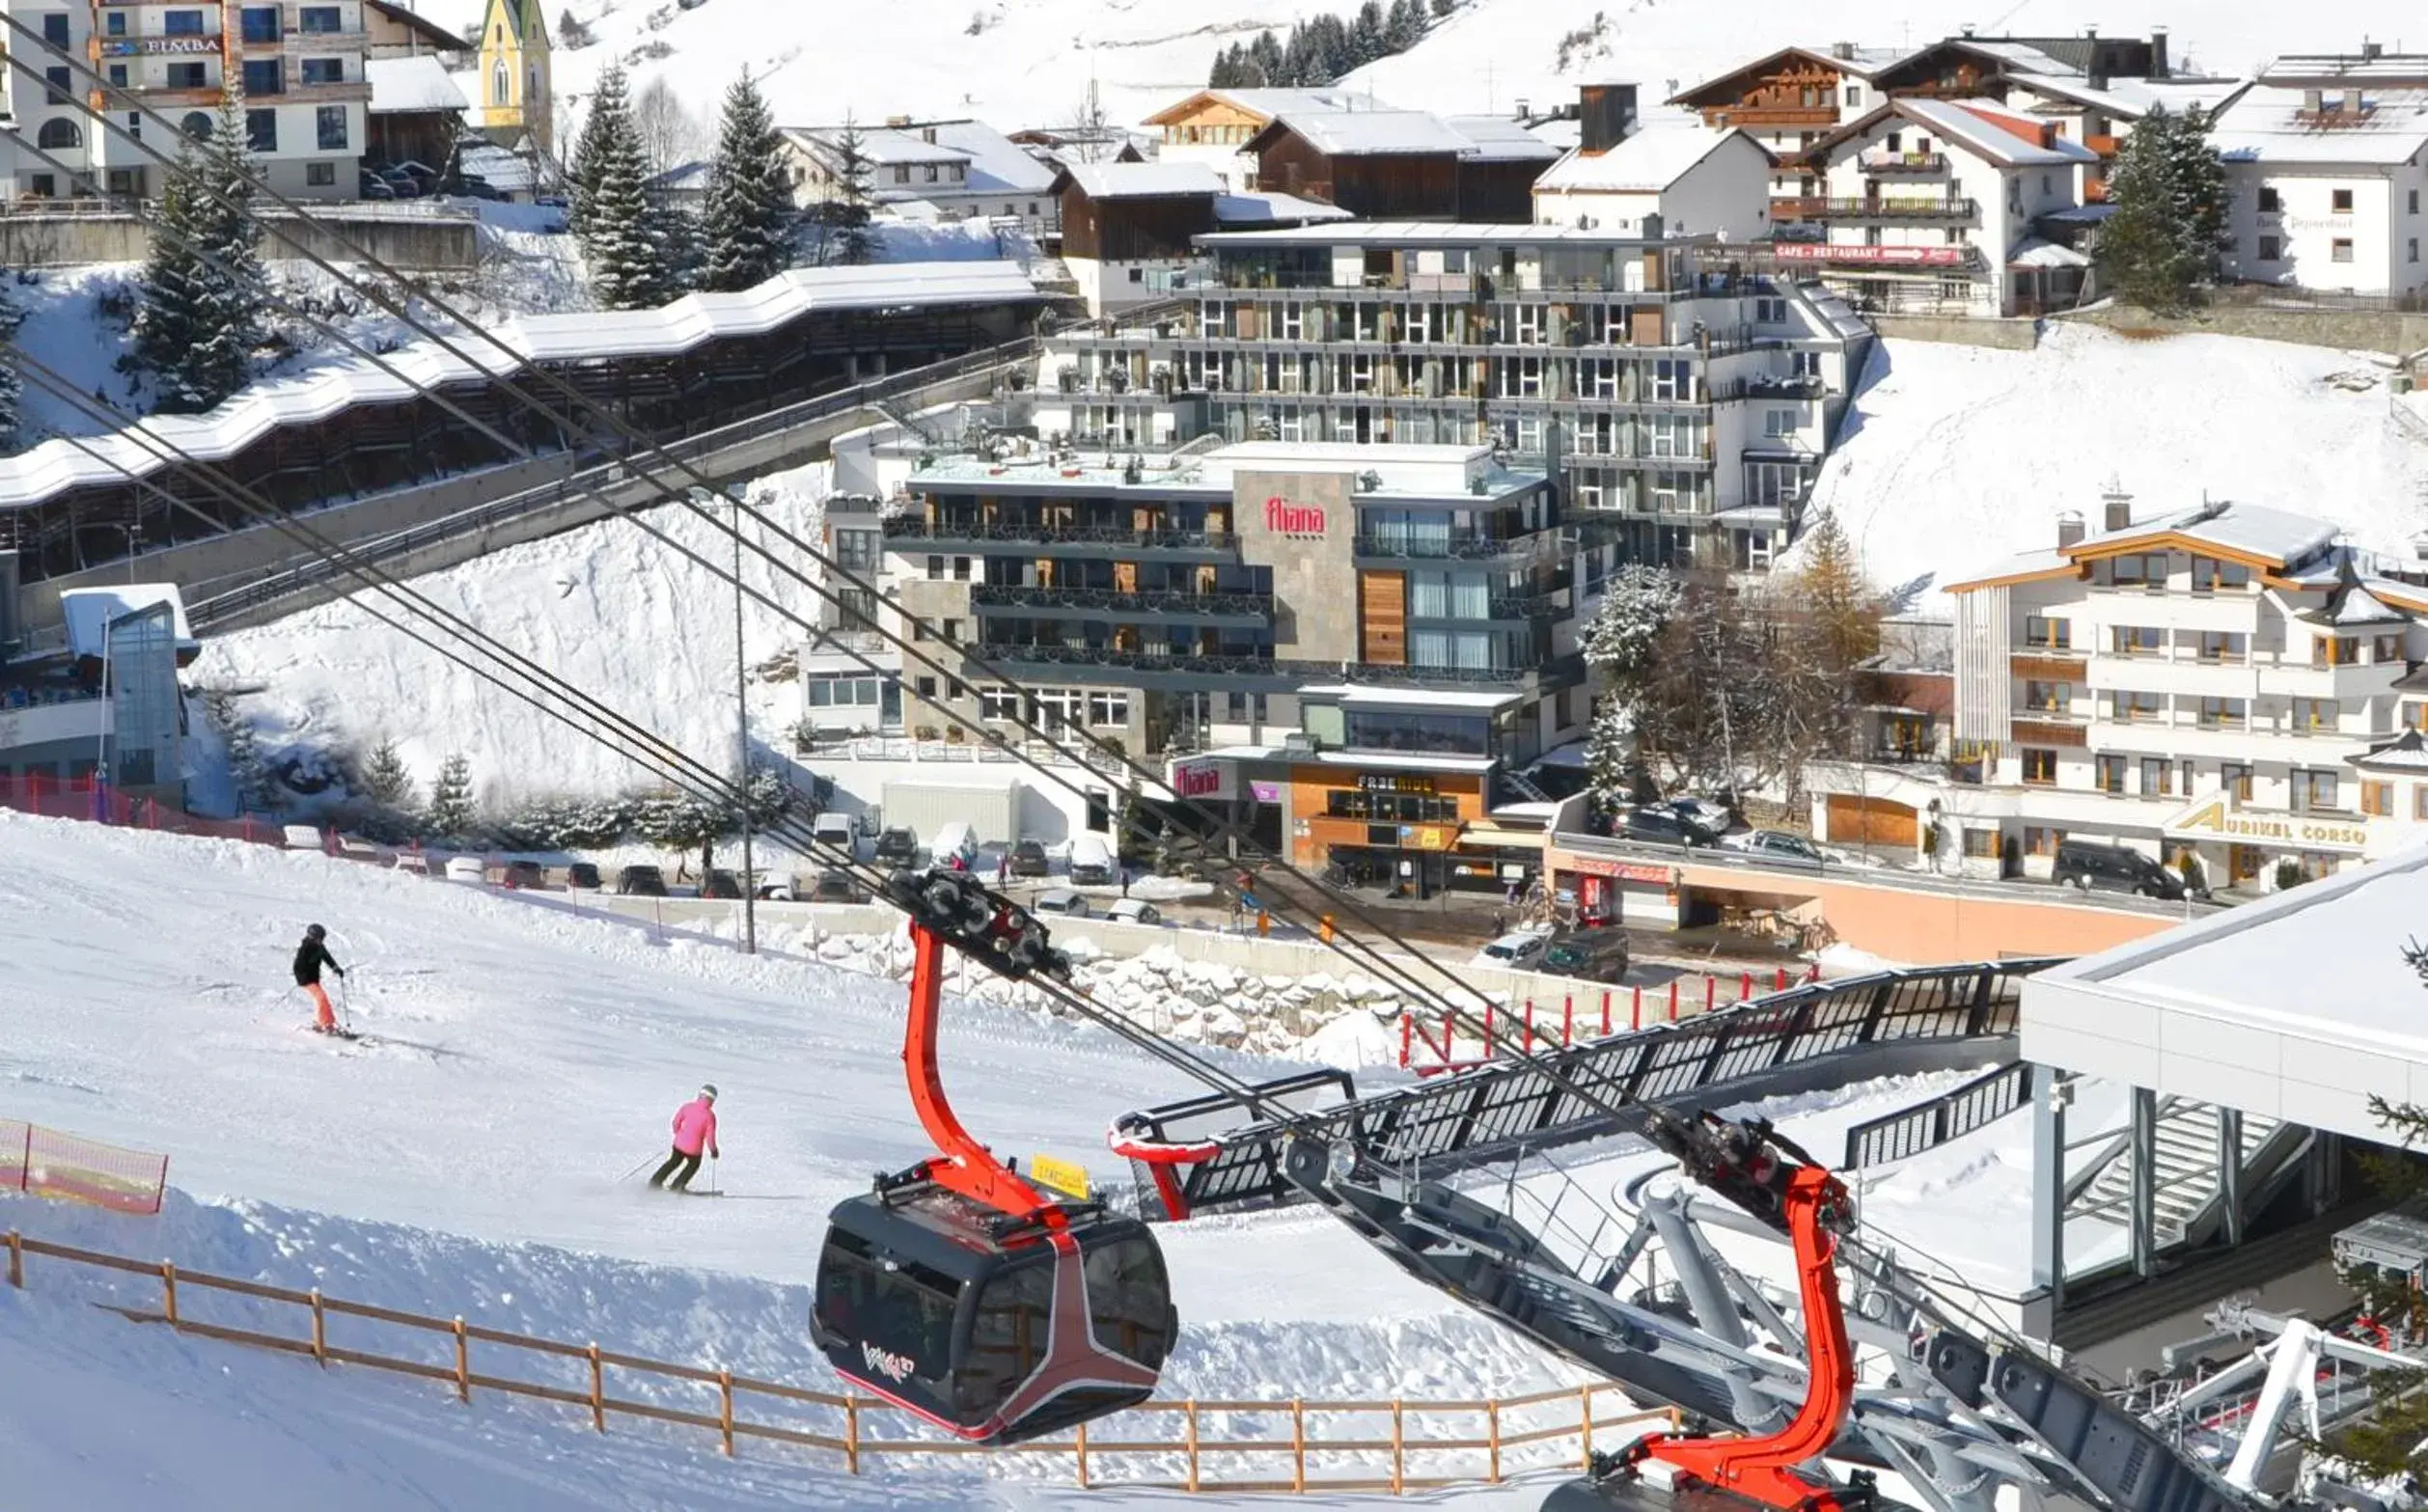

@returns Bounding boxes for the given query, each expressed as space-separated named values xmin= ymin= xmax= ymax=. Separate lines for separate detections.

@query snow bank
xmin=1806 ymin=326 xmax=2428 ymax=608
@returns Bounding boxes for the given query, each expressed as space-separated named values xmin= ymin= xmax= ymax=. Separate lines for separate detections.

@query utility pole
xmin=729 ymin=484 xmax=758 ymax=955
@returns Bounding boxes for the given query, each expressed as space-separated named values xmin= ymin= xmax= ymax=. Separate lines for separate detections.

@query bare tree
xmin=631 ymin=75 xmax=708 ymax=176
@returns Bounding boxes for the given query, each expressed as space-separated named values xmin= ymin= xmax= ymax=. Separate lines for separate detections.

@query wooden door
xmin=1824 ymin=794 xmax=1918 ymax=850
xmin=1360 ymin=571 xmax=1407 ymax=666
xmin=1114 ymin=561 xmax=1138 ymax=594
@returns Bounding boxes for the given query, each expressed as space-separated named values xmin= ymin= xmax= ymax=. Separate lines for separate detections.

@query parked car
xmin=1470 ymin=928 xmax=1552 ymax=972
xmin=392 ymin=851 xmax=434 ymax=877
xmin=809 ymin=869 xmax=866 ymax=904
xmin=281 ymin=824 xmax=325 ymax=851
xmin=2053 ymin=839 xmax=2186 ymax=900
xmin=1721 ymin=829 xmax=1829 ymax=866
xmin=1068 ymin=832 xmax=1117 ymax=887
xmin=812 ymin=811 xmax=858 ymax=856
xmin=444 ymin=855 xmax=486 ymax=884
xmin=702 ymin=869 xmax=744 ymax=899
xmin=1540 ymin=927 xmax=1630 ymax=984
xmin=1106 ymin=897 xmax=1163 ymax=926
xmin=1665 ymin=796 xmax=1737 ymax=834
xmin=617 ymin=865 xmax=668 ymax=896
xmin=499 ymin=859 xmax=547 ymax=890
xmin=1622 ymin=807 xmax=1718 ymax=848
xmin=873 ymin=827 xmax=918 ymax=865
xmin=565 ymin=862 xmax=603 ymax=890
xmin=1008 ymin=838 xmax=1050 ymax=878
xmin=1032 ymin=887 xmax=1090 ymax=918
xmin=357 ymin=172 xmax=396 ymax=201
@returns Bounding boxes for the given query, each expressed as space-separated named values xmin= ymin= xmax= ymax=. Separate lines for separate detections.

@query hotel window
xmin=2111 ymin=689 xmax=2164 ymax=724
xmin=2024 ymin=615 xmax=2070 ymax=649
xmin=2111 ymin=624 xmax=2164 ymax=657
xmin=2197 ymin=697 xmax=2247 ymax=729
xmin=2362 ymin=780 xmax=2393 ymax=816
xmin=1963 ymin=829 xmax=2000 ymax=860
xmin=2197 ymin=630 xmax=2247 ymax=663
xmin=301 ymin=57 xmax=345 ymax=85
xmin=2095 ymin=754 xmax=2127 ymax=793
xmin=1845 ymin=85 xmax=1863 ymax=106
xmin=1087 ymin=692 xmax=1130 ymax=727
xmin=2024 ymin=826 xmax=2062 ymax=857
xmin=1279 ymin=301 xmax=1304 ymax=339
xmin=2221 ymin=762 xmax=2253 ymax=800
xmin=951 ymin=556 xmax=971 ymax=581
xmin=2257 ymin=235 xmax=2281 ymax=261
xmin=2374 ymin=632 xmax=2406 ymax=664
xmin=2333 ymin=187 xmax=2356 ymax=212
xmin=316 ymin=104 xmax=347 ymax=150
xmin=1650 ymin=358 xmax=1691 ymax=401
xmin=2417 ymin=785 xmax=2428 ymax=820
xmin=2190 ymin=556 xmax=2250 ymax=592
xmin=2022 ymin=680 xmax=2069 ymax=713
xmin=165 ymin=10 xmax=207 ymax=35
xmin=2298 ymin=768 xmax=2341 ymax=811
xmin=2140 ymin=757 xmax=2173 ymax=798
xmin=2293 ymin=697 xmax=2335 ymax=732
xmin=1763 ymin=406 xmax=1804 ymax=439
xmin=2313 ymin=634 xmax=2359 ymax=668
xmin=2332 ymin=238 xmax=2355 ymax=263
xmin=2258 ymin=186 xmax=2281 ymax=212
xmin=2411 ymin=701 xmax=2428 ymax=730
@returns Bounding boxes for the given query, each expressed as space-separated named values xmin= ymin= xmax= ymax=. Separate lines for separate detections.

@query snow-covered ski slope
xmin=1808 ymin=327 xmax=2428 ymax=607
xmin=559 ymin=0 xmax=2419 ymax=134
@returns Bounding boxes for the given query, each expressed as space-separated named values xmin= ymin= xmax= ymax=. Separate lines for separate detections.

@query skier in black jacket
xmin=293 ymin=924 xmax=345 ymax=1032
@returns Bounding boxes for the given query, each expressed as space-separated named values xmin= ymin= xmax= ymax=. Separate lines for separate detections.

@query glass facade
xmin=106 ymin=604 xmax=182 ymax=792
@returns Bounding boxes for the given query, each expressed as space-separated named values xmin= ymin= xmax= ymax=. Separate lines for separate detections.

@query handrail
xmin=1840 ymin=1059 xmax=2031 ymax=1170
xmin=969 ymin=584 xmax=1274 ymax=619
xmin=185 ymin=338 xmax=1038 ymax=630
xmin=2 ymin=1227 xmax=1674 ymax=1494
xmin=1130 ymin=959 xmax=2056 ymax=1220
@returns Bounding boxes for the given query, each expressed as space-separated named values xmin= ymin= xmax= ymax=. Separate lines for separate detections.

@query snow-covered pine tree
xmin=359 ymin=740 xmax=415 ymax=809
xmin=126 ymin=90 xmax=270 ymax=414
xmin=699 ymin=71 xmax=793 ymax=293
xmin=0 ymin=276 xmax=25 ymax=453
xmin=825 ymin=117 xmax=879 ymax=265
xmin=1578 ymin=564 xmax=1681 ymax=801
xmin=576 ymin=69 xmax=680 ymax=310
xmin=568 ymin=63 xmax=630 ymax=240
xmin=1383 ymin=0 xmax=1427 ymax=54
xmin=2096 ymin=106 xmax=2223 ymax=315
xmin=425 ymin=753 xmax=477 ymax=838
xmin=1349 ymin=0 xmax=1386 ymax=66
xmin=2166 ymin=104 xmax=2230 ymax=280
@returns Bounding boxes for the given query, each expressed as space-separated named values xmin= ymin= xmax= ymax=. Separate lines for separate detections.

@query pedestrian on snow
xmin=996 ymin=850 xmax=1009 ymax=887
xmin=292 ymin=923 xmax=345 ymax=1032
xmin=1491 ymin=908 xmax=1508 ymax=937
xmin=649 ymin=1085 xmax=720 ymax=1192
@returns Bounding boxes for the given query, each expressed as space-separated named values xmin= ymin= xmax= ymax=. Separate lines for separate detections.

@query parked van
xmin=812 ymin=811 xmax=858 ymax=857
xmin=928 ymin=821 xmax=979 ymax=870
xmin=2052 ymin=839 xmax=2186 ymax=900
xmin=1068 ymin=833 xmax=1117 ymax=887
xmin=1541 ymin=927 xmax=1631 ymax=984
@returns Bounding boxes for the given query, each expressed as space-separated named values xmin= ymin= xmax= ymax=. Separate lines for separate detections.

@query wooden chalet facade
xmin=1244 ymin=110 xmax=1554 ymax=221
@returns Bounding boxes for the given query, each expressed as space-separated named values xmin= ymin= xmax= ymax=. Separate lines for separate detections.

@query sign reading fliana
xmin=1264 ymin=495 xmax=1328 ymax=537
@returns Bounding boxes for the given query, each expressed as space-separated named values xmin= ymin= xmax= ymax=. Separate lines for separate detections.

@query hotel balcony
xmin=970 ymin=583 xmax=1274 ymax=628
xmin=1855 ymin=150 xmax=1948 ymax=175
xmin=883 ymin=515 xmax=1239 ymax=557
xmin=1768 ymin=196 xmax=1978 ymax=224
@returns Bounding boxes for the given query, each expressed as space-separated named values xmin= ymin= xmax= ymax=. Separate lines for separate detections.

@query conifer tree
xmin=360 ymin=740 xmax=414 ymax=809
xmin=127 ymin=90 xmax=270 ymax=414
xmin=0 ymin=278 xmax=25 ymax=453
xmin=1350 ymin=0 xmax=1387 ymax=66
xmin=573 ymin=66 xmax=680 ymax=309
xmin=2095 ymin=106 xmax=2227 ymax=316
xmin=568 ymin=64 xmax=629 ymax=240
xmin=824 ymin=117 xmax=879 ymax=266
xmin=426 ymin=753 xmax=477 ymax=838
xmin=1384 ymin=0 xmax=1427 ymax=54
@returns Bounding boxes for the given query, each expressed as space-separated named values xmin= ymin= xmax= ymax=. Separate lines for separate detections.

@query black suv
xmin=873 ymin=827 xmax=918 ymax=865
xmin=2053 ymin=840 xmax=2186 ymax=900
xmin=1008 ymin=839 xmax=1050 ymax=878
xmin=702 ymin=869 xmax=744 ymax=899
xmin=1541 ymin=928 xmax=1631 ymax=983
xmin=1623 ymin=807 xmax=1717 ymax=847
xmin=565 ymin=862 xmax=603 ymax=890
xmin=616 ymin=865 xmax=668 ymax=896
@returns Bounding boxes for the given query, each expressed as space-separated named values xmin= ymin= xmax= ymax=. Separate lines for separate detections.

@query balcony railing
xmin=1769 ymin=196 xmax=1977 ymax=223
xmin=1710 ymin=373 xmax=1826 ymax=403
xmin=882 ymin=517 xmax=1239 ymax=552
xmin=970 ymin=584 xmax=1273 ymax=619
xmin=976 ymin=642 xmax=1559 ymax=688
xmin=1352 ymin=535 xmax=1548 ymax=561
xmin=1716 ymin=106 xmax=1839 ymax=127
xmin=1855 ymin=151 xmax=1948 ymax=174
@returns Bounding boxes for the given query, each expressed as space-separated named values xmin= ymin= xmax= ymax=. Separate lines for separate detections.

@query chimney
xmin=1578 ymin=82 xmax=1639 ymax=152
xmin=2083 ymin=24 xmax=2098 ymax=39
xmin=1832 ymin=41 xmax=1856 ymax=60
xmin=2304 ymin=88 xmax=2326 ymax=113
xmin=2149 ymin=27 xmax=2168 ymax=77
xmin=2056 ymin=512 xmax=2086 ymax=549
xmin=1960 ymin=22 xmax=1976 ymax=39
xmin=2363 ymin=40 xmax=2385 ymax=61
xmin=2102 ymin=489 xmax=2133 ymax=532
xmin=922 ymin=125 xmax=938 ymax=143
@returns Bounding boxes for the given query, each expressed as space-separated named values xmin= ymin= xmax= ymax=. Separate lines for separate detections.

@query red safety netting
xmin=1 ymin=1119 xmax=169 ymax=1216
xmin=0 ymin=773 xmax=283 ymax=846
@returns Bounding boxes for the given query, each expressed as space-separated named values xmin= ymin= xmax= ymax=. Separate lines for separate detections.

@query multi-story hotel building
xmin=11 ymin=0 xmax=372 ymax=200
xmin=1810 ymin=496 xmax=2428 ymax=890
xmin=1034 ymin=224 xmax=1868 ymax=571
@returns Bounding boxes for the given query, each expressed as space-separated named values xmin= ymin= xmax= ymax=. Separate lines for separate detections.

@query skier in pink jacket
xmin=648 ymin=1086 xmax=720 ymax=1192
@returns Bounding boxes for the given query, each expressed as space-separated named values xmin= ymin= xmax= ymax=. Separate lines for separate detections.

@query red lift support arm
xmin=900 ymin=920 xmax=1057 ymax=1223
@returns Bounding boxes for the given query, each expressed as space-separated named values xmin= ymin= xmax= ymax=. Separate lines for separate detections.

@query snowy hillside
xmin=1807 ymin=326 xmax=2428 ymax=607
xmin=543 ymin=0 xmax=2423 ymax=133
xmin=197 ymin=460 xmax=835 ymax=810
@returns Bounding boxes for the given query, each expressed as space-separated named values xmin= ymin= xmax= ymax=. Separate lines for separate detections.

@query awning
xmin=2006 ymin=236 xmax=2093 ymax=270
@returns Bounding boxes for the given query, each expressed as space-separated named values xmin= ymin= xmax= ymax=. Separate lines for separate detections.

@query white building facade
xmin=1813 ymin=497 xmax=2428 ymax=890
xmin=1531 ymin=124 xmax=1774 ymax=240
xmin=9 ymin=0 xmax=372 ymax=201
xmin=2212 ymin=84 xmax=2428 ymax=299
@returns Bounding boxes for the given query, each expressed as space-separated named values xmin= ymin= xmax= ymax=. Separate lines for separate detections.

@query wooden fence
xmin=1 ymin=1228 xmax=1671 ymax=1494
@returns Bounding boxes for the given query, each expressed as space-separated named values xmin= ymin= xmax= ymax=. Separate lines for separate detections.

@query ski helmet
xmin=306 ymin=923 xmax=326 ymax=940
xmin=700 ymin=1084 xmax=718 ymax=1102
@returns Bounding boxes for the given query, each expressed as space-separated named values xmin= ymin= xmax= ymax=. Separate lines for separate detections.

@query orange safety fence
xmin=0 ymin=1120 xmax=170 ymax=1216
xmin=0 ymin=1227 xmax=1675 ymax=1494
xmin=0 ymin=772 xmax=290 ymax=846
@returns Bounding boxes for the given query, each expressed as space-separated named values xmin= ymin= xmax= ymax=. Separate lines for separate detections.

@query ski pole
xmin=340 ymin=975 xmax=354 ymax=1033
xmin=617 ymin=1152 xmax=659 ymax=1184
xmin=710 ymin=1155 xmax=720 ymax=1196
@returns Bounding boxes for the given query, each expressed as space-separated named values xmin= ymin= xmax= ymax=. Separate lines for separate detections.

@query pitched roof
xmin=783 ymin=126 xmax=972 ymax=168
xmin=2211 ymin=85 xmax=2428 ymax=166
xmin=1820 ymin=96 xmax=2099 ymax=168
xmin=2351 ymin=728 xmax=2428 ymax=771
xmin=1668 ymin=44 xmax=1912 ymax=104
xmin=365 ymin=0 xmax=472 ymax=53
xmin=1260 ymin=108 xmax=1478 ymax=156
xmin=1142 ymin=88 xmax=1386 ymax=128
xmin=1444 ymin=115 xmax=1563 ymax=162
xmin=1532 ymin=123 xmax=1749 ymax=193
xmin=1946 ymin=499 xmax=2347 ymax=591
xmin=1061 ymin=161 xmax=1224 ymax=200
xmin=1211 ymin=189 xmax=1354 ymax=225
xmin=924 ymin=120 xmax=1059 ymax=195
xmin=366 ymin=55 xmax=469 ymax=115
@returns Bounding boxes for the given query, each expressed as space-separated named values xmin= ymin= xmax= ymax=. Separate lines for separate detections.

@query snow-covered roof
xmin=1264 ymin=109 xmax=1478 ymax=157
xmin=60 ymin=585 xmax=193 ymax=659
xmin=2008 ymin=73 xmax=2248 ymax=121
xmin=364 ymin=0 xmax=472 ymax=53
xmin=1211 ymin=189 xmax=1353 ymax=224
xmin=2212 ymin=86 xmax=2428 ymax=166
xmin=1961 ymin=40 xmax=2079 ymax=77
xmin=366 ymin=55 xmax=468 ymax=115
xmin=0 ymin=263 xmax=1040 ymax=514
xmin=1533 ymin=124 xmax=1747 ymax=193
xmin=646 ymin=160 xmax=711 ymax=194
xmin=1141 ymin=88 xmax=1385 ymax=128
xmin=1297 ymin=685 xmax=1527 ymax=711
xmin=2263 ymin=53 xmax=2428 ymax=87
xmin=1669 ymin=44 xmax=1912 ymax=102
xmin=1444 ymin=115 xmax=1563 ymax=162
xmin=459 ymin=142 xmax=536 ymax=193
xmin=1947 ymin=499 xmax=2344 ymax=591
xmin=1062 ymin=161 xmax=1224 ymax=201
xmin=925 ymin=120 xmax=1058 ymax=196
xmin=1199 ymin=221 xmax=1688 ymax=249
xmin=1888 ymin=97 xmax=2101 ymax=167
xmin=784 ymin=126 xmax=972 ymax=168
xmin=2005 ymin=236 xmax=2092 ymax=269
xmin=2352 ymin=729 xmax=2428 ymax=771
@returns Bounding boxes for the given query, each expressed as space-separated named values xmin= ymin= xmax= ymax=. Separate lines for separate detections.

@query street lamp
xmin=692 ymin=484 xmax=758 ymax=955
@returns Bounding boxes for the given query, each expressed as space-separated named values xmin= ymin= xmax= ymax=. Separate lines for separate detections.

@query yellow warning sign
xmin=1029 ymin=1153 xmax=1091 ymax=1200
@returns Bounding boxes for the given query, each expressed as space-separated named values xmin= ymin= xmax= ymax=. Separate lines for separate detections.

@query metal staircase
xmin=2072 ymin=1099 xmax=2285 ymax=1245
